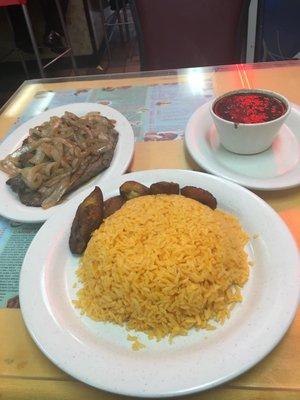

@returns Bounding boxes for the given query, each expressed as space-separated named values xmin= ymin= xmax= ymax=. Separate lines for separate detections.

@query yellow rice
xmin=127 ymin=335 xmax=145 ymax=351
xmin=74 ymin=195 xmax=249 ymax=340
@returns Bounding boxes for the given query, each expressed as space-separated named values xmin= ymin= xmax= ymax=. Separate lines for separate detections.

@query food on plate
xmin=74 ymin=193 xmax=249 ymax=341
xmin=181 ymin=186 xmax=217 ymax=210
xmin=0 ymin=111 xmax=118 ymax=209
xmin=149 ymin=181 xmax=180 ymax=195
xmin=103 ymin=195 xmax=125 ymax=218
xmin=69 ymin=181 xmax=218 ymax=254
xmin=127 ymin=335 xmax=146 ymax=351
xmin=119 ymin=180 xmax=150 ymax=200
xmin=69 ymin=187 xmax=103 ymax=255
xmin=213 ymin=91 xmax=287 ymax=124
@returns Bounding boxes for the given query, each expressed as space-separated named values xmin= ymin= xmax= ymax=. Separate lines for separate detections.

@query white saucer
xmin=185 ymin=102 xmax=300 ymax=190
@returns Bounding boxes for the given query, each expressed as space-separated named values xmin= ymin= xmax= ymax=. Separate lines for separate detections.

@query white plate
xmin=0 ymin=103 xmax=134 ymax=222
xmin=185 ymin=102 xmax=300 ymax=190
xmin=20 ymin=169 xmax=300 ymax=397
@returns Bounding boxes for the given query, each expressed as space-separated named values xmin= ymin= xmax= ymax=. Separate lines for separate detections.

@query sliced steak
xmin=6 ymin=175 xmax=27 ymax=193
xmin=68 ymin=148 xmax=115 ymax=193
xmin=18 ymin=190 xmax=44 ymax=207
xmin=6 ymin=174 xmax=43 ymax=207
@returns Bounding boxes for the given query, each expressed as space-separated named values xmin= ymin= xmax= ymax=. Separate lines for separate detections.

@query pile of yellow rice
xmin=74 ymin=194 xmax=249 ymax=340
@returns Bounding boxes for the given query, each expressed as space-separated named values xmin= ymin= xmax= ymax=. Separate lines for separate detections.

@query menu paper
xmin=0 ymin=219 xmax=41 ymax=307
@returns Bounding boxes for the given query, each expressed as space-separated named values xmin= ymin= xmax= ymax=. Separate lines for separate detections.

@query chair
xmin=0 ymin=0 xmax=77 ymax=78
xmin=97 ymin=0 xmax=133 ymax=66
xmin=131 ymin=0 xmax=251 ymax=70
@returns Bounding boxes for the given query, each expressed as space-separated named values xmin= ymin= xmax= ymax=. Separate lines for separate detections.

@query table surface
xmin=0 ymin=60 xmax=300 ymax=400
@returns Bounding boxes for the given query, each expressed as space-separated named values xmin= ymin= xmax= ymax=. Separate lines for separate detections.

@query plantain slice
xmin=119 ymin=181 xmax=150 ymax=200
xmin=181 ymin=186 xmax=217 ymax=210
xmin=150 ymin=181 xmax=180 ymax=195
xmin=69 ymin=186 xmax=103 ymax=255
xmin=104 ymin=195 xmax=126 ymax=218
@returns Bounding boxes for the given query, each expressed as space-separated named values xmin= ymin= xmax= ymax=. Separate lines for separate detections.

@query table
xmin=0 ymin=60 xmax=300 ymax=400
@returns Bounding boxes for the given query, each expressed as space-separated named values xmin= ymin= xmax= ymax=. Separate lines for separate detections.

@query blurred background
xmin=0 ymin=0 xmax=299 ymax=107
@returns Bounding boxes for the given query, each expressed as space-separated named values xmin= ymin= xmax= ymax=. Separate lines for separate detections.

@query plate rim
xmin=0 ymin=103 xmax=135 ymax=223
xmin=19 ymin=169 xmax=300 ymax=397
xmin=185 ymin=102 xmax=300 ymax=191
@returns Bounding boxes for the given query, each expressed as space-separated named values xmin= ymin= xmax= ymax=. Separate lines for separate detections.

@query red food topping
xmin=213 ymin=93 xmax=287 ymax=124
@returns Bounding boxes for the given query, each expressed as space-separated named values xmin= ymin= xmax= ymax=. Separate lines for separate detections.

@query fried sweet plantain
xmin=181 ymin=186 xmax=217 ymax=210
xmin=103 ymin=195 xmax=125 ymax=218
xmin=150 ymin=181 xmax=180 ymax=195
xmin=69 ymin=186 xmax=103 ymax=254
xmin=119 ymin=181 xmax=150 ymax=200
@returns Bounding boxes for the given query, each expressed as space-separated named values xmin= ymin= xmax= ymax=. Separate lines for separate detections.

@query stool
xmin=0 ymin=0 xmax=77 ymax=78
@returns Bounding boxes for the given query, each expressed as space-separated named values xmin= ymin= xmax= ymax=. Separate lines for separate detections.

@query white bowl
xmin=210 ymin=89 xmax=291 ymax=155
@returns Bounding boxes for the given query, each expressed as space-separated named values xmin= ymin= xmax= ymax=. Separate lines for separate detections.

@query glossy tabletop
xmin=0 ymin=60 xmax=300 ymax=400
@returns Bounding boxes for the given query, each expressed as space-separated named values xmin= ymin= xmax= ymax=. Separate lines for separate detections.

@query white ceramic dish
xmin=185 ymin=102 xmax=300 ymax=190
xmin=210 ymin=89 xmax=290 ymax=154
xmin=0 ymin=103 xmax=134 ymax=223
xmin=20 ymin=169 xmax=300 ymax=397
